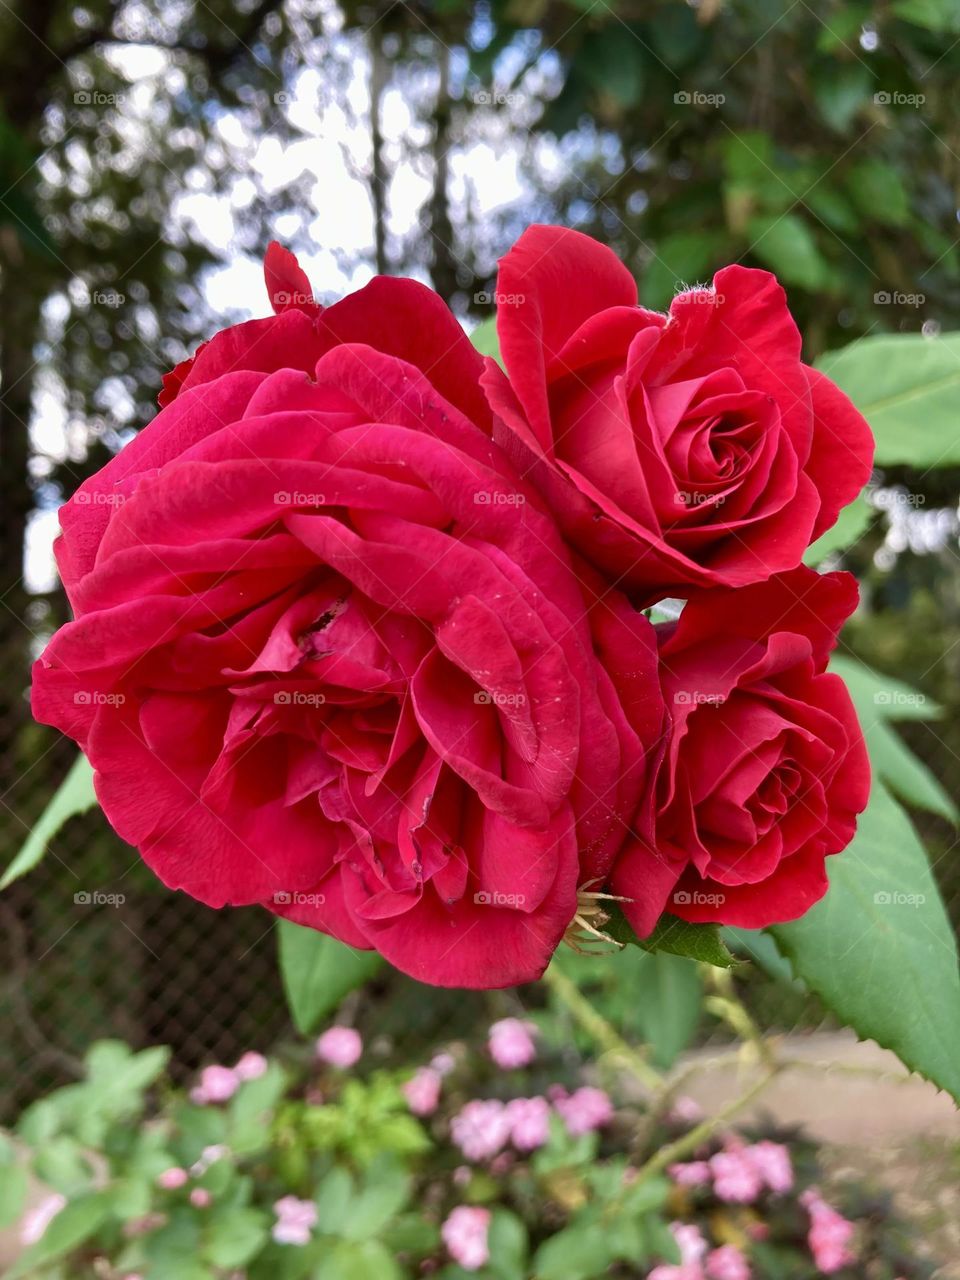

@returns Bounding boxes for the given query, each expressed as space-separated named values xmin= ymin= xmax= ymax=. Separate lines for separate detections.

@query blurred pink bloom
xmin=710 ymin=1148 xmax=762 ymax=1203
xmin=453 ymin=1165 xmax=472 ymax=1187
xmin=430 ymin=1051 xmax=456 ymax=1076
xmin=488 ymin=1018 xmax=537 ymax=1069
xmin=315 ymin=1026 xmax=362 ymax=1068
xmin=450 ymin=1099 xmax=512 ymax=1161
xmin=745 ymin=1140 xmax=793 ymax=1194
xmin=189 ymin=1188 xmax=212 ymax=1208
xmin=669 ymin=1095 xmax=704 ymax=1125
xmin=20 ymin=1193 xmax=66 ymax=1245
xmin=647 ymin=1222 xmax=709 ymax=1280
xmin=234 ymin=1051 xmax=268 ymax=1081
xmin=505 ymin=1096 xmax=551 ymax=1151
xmin=489 ymin=1151 xmax=515 ymax=1176
xmin=156 ymin=1167 xmax=188 ymax=1190
xmin=272 ymin=1195 xmax=318 ymax=1246
xmin=706 ymin=1244 xmax=751 ymax=1280
xmin=403 ymin=1067 xmax=442 ymax=1116
xmin=668 ymin=1160 xmax=712 ymax=1187
xmin=801 ymin=1189 xmax=856 ymax=1273
xmin=191 ymin=1064 xmax=239 ymax=1105
xmin=442 ymin=1205 xmax=491 ymax=1271
xmin=554 ymin=1086 xmax=614 ymax=1136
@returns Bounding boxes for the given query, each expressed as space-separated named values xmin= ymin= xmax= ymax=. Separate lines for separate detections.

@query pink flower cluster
xmin=188 ymin=1050 xmax=267 ymax=1105
xmin=441 ymin=1205 xmax=491 ymax=1270
xmin=648 ymin=1223 xmax=751 ymax=1280
xmin=449 ymin=1084 xmax=612 ymax=1161
xmin=315 ymin=1026 xmax=362 ymax=1068
xmin=488 ymin=1018 xmax=537 ymax=1068
xmin=801 ymin=1188 xmax=857 ymax=1273
xmin=669 ymin=1139 xmax=793 ymax=1203
xmin=272 ymin=1195 xmax=318 ymax=1246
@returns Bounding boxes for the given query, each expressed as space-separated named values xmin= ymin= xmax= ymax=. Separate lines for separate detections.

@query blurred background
xmin=1 ymin=0 xmax=959 ymax=1158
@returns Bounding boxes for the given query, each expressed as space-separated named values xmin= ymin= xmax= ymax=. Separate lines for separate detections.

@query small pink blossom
xmin=430 ymin=1051 xmax=456 ymax=1076
xmin=505 ymin=1096 xmax=551 ymax=1151
xmin=403 ymin=1067 xmax=442 ymax=1116
xmin=648 ymin=1222 xmax=709 ymax=1280
xmin=156 ymin=1167 xmax=188 ymax=1190
xmin=668 ymin=1160 xmax=712 ymax=1187
xmin=488 ymin=1018 xmax=537 ymax=1069
xmin=442 ymin=1205 xmax=491 ymax=1271
xmin=234 ymin=1051 xmax=269 ymax=1081
xmin=668 ymin=1095 xmax=704 ymax=1125
xmin=272 ymin=1195 xmax=318 ymax=1246
xmin=315 ymin=1026 xmax=362 ymax=1068
xmin=801 ymin=1189 xmax=856 ymax=1274
xmin=191 ymin=1064 xmax=239 ymax=1105
xmin=710 ymin=1148 xmax=762 ymax=1203
xmin=554 ymin=1086 xmax=614 ymax=1136
xmin=20 ymin=1193 xmax=66 ymax=1245
xmin=745 ymin=1141 xmax=793 ymax=1194
xmin=450 ymin=1099 xmax=512 ymax=1161
xmin=189 ymin=1187 xmax=212 ymax=1208
xmin=706 ymin=1244 xmax=751 ymax=1280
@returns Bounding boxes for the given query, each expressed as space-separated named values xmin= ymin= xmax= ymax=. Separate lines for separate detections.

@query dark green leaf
xmin=277 ymin=921 xmax=383 ymax=1035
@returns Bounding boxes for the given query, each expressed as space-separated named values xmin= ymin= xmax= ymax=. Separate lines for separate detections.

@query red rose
xmin=611 ymin=567 xmax=870 ymax=933
xmin=33 ymin=245 xmax=662 ymax=989
xmin=482 ymin=225 xmax=874 ymax=598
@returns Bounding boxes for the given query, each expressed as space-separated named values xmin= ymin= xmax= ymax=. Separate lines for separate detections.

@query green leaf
xmin=828 ymin=655 xmax=956 ymax=821
xmin=204 ymin=1206 xmax=269 ymax=1267
xmin=0 ymin=1139 xmax=28 ymax=1229
xmin=846 ymin=159 xmax=911 ymax=227
xmin=1 ymin=754 xmax=96 ymax=889
xmin=723 ymin=928 xmax=800 ymax=986
xmin=628 ymin=950 xmax=702 ymax=1068
xmin=487 ymin=1207 xmax=528 ymax=1280
xmin=771 ymin=782 xmax=960 ymax=1102
xmin=533 ymin=1223 xmax=616 ymax=1280
xmin=893 ymin=0 xmax=960 ymax=31
xmin=579 ymin=28 xmax=645 ymax=108
xmin=470 ymin=315 xmax=502 ymax=366
xmin=277 ymin=920 xmax=383 ymax=1035
xmin=317 ymin=1238 xmax=403 ymax=1280
xmin=8 ymin=1191 xmax=110 ymax=1276
xmin=643 ymin=232 xmax=724 ymax=312
xmin=340 ymin=1163 xmax=410 ymax=1240
xmin=804 ymin=493 xmax=873 ymax=564
xmin=812 ymin=62 xmax=873 ymax=131
xmin=815 ymin=332 xmax=960 ymax=466
xmin=747 ymin=212 xmax=827 ymax=290
xmin=607 ymin=907 xmax=736 ymax=968
xmin=226 ymin=1062 xmax=287 ymax=1155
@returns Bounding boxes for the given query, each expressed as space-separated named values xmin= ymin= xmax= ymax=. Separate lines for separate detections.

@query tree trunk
xmin=428 ymin=44 xmax=458 ymax=306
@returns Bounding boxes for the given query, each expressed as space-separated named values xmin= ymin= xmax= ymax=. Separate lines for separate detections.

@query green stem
xmin=542 ymin=962 xmax=665 ymax=1093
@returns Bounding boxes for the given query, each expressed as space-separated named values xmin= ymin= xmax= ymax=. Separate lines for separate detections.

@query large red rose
xmin=32 ymin=245 xmax=663 ymax=989
xmin=610 ymin=567 xmax=870 ymax=933
xmin=482 ymin=225 xmax=874 ymax=599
